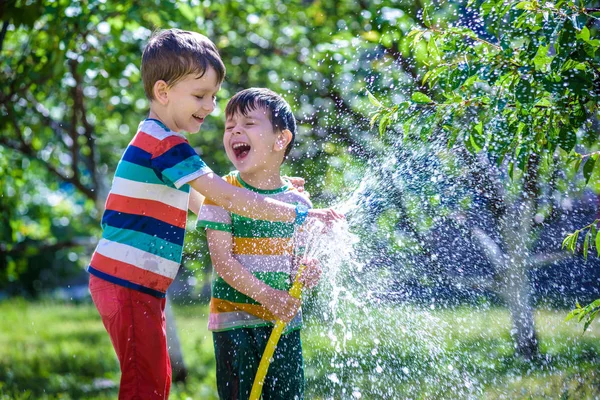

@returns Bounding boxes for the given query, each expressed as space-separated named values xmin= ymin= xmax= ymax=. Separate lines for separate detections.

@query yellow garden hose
xmin=249 ymin=265 xmax=306 ymax=400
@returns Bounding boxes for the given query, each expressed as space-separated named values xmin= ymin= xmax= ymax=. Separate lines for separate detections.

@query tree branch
xmin=70 ymin=59 xmax=99 ymax=193
xmin=452 ymin=274 xmax=496 ymax=291
xmin=0 ymin=19 xmax=8 ymax=53
xmin=1 ymin=109 xmax=96 ymax=200
xmin=471 ymin=226 xmax=506 ymax=269
xmin=530 ymin=251 xmax=572 ymax=268
xmin=456 ymin=147 xmax=507 ymax=220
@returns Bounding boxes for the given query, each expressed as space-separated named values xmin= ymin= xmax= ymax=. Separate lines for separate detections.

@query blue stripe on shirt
xmin=102 ymin=210 xmax=185 ymax=245
xmin=152 ymin=142 xmax=202 ymax=172
xmin=88 ymin=267 xmax=166 ymax=298
xmin=122 ymin=145 xmax=153 ymax=169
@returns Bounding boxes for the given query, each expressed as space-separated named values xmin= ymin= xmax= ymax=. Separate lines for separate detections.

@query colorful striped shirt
xmin=87 ymin=118 xmax=212 ymax=298
xmin=196 ymin=171 xmax=311 ymax=332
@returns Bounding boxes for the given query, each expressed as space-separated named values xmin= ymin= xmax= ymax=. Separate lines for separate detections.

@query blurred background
xmin=1 ymin=0 xmax=599 ymax=399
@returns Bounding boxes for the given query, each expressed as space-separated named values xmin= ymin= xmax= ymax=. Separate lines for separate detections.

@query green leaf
xmin=515 ymin=1 xmax=535 ymax=10
xmin=578 ymin=26 xmax=590 ymax=42
xmin=370 ymin=111 xmax=381 ymax=128
xmin=562 ymin=233 xmax=573 ymax=250
xmin=571 ymin=155 xmax=583 ymax=176
xmin=411 ymin=92 xmax=433 ymax=104
xmin=379 ymin=114 xmax=390 ymax=137
xmin=565 ymin=308 xmax=578 ymax=321
xmin=572 ymin=230 xmax=580 ymax=252
xmin=515 ymin=77 xmax=534 ymax=105
xmin=406 ymin=28 xmax=423 ymax=38
xmin=428 ymin=36 xmax=440 ymax=61
xmin=583 ymin=309 xmax=598 ymax=332
xmin=583 ymin=156 xmax=596 ymax=184
xmin=559 ymin=127 xmax=577 ymax=153
xmin=583 ymin=231 xmax=591 ymax=260
xmin=367 ymin=90 xmax=383 ymax=108
xmin=596 ymin=228 xmax=600 ymax=257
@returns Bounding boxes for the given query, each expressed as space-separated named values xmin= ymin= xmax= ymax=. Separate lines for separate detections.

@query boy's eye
xmin=195 ymin=95 xmax=204 ymax=99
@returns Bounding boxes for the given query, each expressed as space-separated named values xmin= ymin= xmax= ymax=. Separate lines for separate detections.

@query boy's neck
xmin=239 ymin=167 xmax=285 ymax=191
xmin=148 ymin=108 xmax=175 ymax=132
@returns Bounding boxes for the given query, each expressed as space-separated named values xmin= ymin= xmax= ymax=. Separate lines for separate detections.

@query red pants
xmin=89 ymin=275 xmax=172 ymax=399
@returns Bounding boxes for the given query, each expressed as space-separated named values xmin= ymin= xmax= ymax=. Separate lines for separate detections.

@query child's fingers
xmin=272 ymin=291 xmax=300 ymax=322
xmin=299 ymin=262 xmax=322 ymax=289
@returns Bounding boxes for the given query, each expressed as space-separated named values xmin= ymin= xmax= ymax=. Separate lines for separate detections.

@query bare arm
xmin=190 ymin=173 xmax=295 ymax=222
xmin=206 ymin=229 xmax=300 ymax=322
xmin=188 ymin=189 xmax=205 ymax=216
xmin=190 ymin=172 xmax=342 ymax=224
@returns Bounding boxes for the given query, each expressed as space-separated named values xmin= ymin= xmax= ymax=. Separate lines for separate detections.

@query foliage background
xmin=1 ymin=0 xmax=600 ymax=398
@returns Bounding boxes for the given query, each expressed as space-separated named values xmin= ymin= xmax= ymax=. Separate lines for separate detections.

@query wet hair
xmin=141 ymin=29 xmax=226 ymax=100
xmin=225 ymin=88 xmax=297 ymax=160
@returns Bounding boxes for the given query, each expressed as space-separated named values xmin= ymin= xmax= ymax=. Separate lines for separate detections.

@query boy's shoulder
xmin=129 ymin=119 xmax=194 ymax=161
xmin=130 ymin=119 xmax=190 ymax=152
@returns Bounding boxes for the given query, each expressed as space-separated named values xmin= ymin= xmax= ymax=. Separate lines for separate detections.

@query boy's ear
xmin=275 ymin=129 xmax=293 ymax=152
xmin=153 ymin=80 xmax=170 ymax=105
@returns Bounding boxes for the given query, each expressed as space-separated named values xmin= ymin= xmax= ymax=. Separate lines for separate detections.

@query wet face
xmin=223 ymin=106 xmax=287 ymax=174
xmin=162 ymin=67 xmax=220 ymax=133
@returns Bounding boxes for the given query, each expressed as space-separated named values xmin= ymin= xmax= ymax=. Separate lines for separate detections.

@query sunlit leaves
xmin=565 ymin=298 xmax=600 ymax=333
xmin=562 ymin=219 xmax=600 ymax=259
xmin=411 ymin=92 xmax=433 ymax=104
xmin=370 ymin=0 xmax=598 ymax=189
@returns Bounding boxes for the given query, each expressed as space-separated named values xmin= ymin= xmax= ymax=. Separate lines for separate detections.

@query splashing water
xmin=296 ymin=140 xmax=487 ymax=399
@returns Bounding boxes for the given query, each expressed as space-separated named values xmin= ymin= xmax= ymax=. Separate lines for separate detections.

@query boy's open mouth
xmin=232 ymin=142 xmax=251 ymax=160
xmin=193 ymin=114 xmax=204 ymax=123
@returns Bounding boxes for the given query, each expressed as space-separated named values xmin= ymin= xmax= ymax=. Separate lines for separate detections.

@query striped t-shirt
xmin=196 ymin=171 xmax=311 ymax=332
xmin=87 ymin=118 xmax=212 ymax=298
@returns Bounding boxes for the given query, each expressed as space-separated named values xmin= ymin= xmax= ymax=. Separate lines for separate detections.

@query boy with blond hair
xmin=88 ymin=30 xmax=339 ymax=399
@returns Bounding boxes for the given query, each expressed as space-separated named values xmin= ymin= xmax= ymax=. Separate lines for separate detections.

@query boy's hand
xmin=258 ymin=288 xmax=301 ymax=323
xmin=285 ymin=176 xmax=310 ymax=199
xmin=307 ymin=208 xmax=344 ymax=227
xmin=298 ymin=258 xmax=322 ymax=289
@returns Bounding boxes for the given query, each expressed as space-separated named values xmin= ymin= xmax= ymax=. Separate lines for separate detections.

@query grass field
xmin=0 ymin=299 xmax=598 ymax=399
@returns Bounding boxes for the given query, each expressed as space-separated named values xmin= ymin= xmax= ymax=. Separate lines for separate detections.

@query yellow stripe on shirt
xmin=233 ymin=237 xmax=294 ymax=256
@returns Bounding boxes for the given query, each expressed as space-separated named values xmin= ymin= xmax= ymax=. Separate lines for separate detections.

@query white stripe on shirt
xmin=95 ymin=239 xmax=180 ymax=278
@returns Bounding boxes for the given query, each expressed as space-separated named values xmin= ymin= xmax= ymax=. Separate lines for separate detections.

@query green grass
xmin=0 ymin=300 xmax=598 ymax=399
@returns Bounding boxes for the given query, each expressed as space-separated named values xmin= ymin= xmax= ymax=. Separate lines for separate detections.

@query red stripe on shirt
xmin=105 ymin=193 xmax=187 ymax=229
xmin=153 ymin=136 xmax=189 ymax=158
xmin=90 ymin=252 xmax=172 ymax=292
xmin=131 ymin=131 xmax=161 ymax=154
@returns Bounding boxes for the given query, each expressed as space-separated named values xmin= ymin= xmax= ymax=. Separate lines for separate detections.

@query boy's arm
xmin=206 ymin=229 xmax=300 ymax=323
xmin=190 ymin=172 xmax=341 ymax=224
xmin=188 ymin=189 xmax=205 ymax=216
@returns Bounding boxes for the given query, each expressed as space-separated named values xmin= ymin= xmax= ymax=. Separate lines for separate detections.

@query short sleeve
xmin=196 ymin=174 xmax=234 ymax=232
xmin=196 ymin=199 xmax=232 ymax=232
xmin=151 ymin=136 xmax=212 ymax=189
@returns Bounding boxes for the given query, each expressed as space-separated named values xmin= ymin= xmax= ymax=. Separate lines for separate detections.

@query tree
xmin=371 ymin=0 xmax=599 ymax=358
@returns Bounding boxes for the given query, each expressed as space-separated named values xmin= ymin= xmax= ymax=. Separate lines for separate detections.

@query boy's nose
xmin=202 ymin=100 xmax=215 ymax=113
